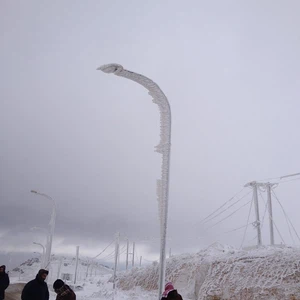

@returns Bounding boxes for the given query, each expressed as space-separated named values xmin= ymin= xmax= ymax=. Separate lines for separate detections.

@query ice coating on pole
xmin=98 ymin=64 xmax=171 ymax=300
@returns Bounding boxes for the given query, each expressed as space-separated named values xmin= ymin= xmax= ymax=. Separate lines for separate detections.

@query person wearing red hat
xmin=161 ymin=282 xmax=183 ymax=300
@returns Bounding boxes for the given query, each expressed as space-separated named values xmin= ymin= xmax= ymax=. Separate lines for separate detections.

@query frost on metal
xmin=98 ymin=64 xmax=171 ymax=298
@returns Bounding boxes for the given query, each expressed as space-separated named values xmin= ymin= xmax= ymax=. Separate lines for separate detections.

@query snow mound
xmin=117 ymin=244 xmax=300 ymax=300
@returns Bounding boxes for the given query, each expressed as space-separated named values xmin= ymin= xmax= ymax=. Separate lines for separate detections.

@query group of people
xmin=0 ymin=266 xmax=75 ymax=300
xmin=1 ymin=264 xmax=182 ymax=300
xmin=21 ymin=269 xmax=76 ymax=300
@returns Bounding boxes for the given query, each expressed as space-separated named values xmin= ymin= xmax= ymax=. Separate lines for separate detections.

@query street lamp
xmin=30 ymin=227 xmax=49 ymax=261
xmin=98 ymin=64 xmax=172 ymax=300
xmin=31 ymin=190 xmax=56 ymax=269
xmin=33 ymin=242 xmax=45 ymax=268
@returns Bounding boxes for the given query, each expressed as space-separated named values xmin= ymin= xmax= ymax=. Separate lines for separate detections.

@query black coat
xmin=161 ymin=290 xmax=183 ymax=300
xmin=0 ymin=272 xmax=9 ymax=300
xmin=21 ymin=275 xmax=49 ymax=300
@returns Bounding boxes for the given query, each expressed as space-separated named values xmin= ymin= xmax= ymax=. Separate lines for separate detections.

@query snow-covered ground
xmin=9 ymin=244 xmax=300 ymax=300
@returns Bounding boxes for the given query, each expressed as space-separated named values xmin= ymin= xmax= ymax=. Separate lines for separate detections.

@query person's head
xmin=162 ymin=282 xmax=176 ymax=298
xmin=0 ymin=265 xmax=6 ymax=273
xmin=53 ymin=279 xmax=64 ymax=293
xmin=37 ymin=269 xmax=49 ymax=281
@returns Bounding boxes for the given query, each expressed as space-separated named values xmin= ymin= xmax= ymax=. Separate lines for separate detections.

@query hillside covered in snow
xmin=9 ymin=254 xmax=113 ymax=285
xmin=8 ymin=244 xmax=300 ymax=300
xmin=116 ymin=243 xmax=300 ymax=300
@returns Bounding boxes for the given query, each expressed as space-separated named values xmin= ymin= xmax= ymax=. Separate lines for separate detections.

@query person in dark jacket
xmin=0 ymin=265 xmax=9 ymax=300
xmin=21 ymin=269 xmax=49 ymax=300
xmin=161 ymin=282 xmax=183 ymax=300
xmin=53 ymin=279 xmax=76 ymax=300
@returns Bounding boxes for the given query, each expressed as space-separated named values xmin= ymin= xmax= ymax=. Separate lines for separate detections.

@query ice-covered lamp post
xmin=98 ymin=64 xmax=172 ymax=299
xmin=31 ymin=190 xmax=56 ymax=269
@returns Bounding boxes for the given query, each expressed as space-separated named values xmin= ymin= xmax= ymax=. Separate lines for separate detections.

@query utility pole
xmin=57 ymin=257 xmax=63 ymax=279
xmin=90 ymin=261 xmax=94 ymax=277
xmin=266 ymin=183 xmax=275 ymax=245
xmin=113 ymin=233 xmax=120 ymax=290
xmin=245 ymin=181 xmax=262 ymax=246
xmin=132 ymin=242 xmax=135 ymax=267
xmin=86 ymin=261 xmax=90 ymax=278
xmin=74 ymin=246 xmax=79 ymax=285
xmin=169 ymin=248 xmax=171 ymax=258
xmin=139 ymin=256 xmax=142 ymax=267
xmin=126 ymin=239 xmax=129 ymax=270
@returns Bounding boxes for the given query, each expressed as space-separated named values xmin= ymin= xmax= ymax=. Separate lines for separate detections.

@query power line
xmin=92 ymin=240 xmax=115 ymax=259
xmin=280 ymin=172 xmax=300 ymax=179
xmin=102 ymin=244 xmax=126 ymax=262
xmin=97 ymin=248 xmax=116 ymax=261
xmin=271 ymin=218 xmax=285 ymax=245
xmin=279 ymin=177 xmax=300 ymax=185
xmin=118 ymin=245 xmax=127 ymax=256
xmin=206 ymin=199 xmax=252 ymax=230
xmin=249 ymin=234 xmax=258 ymax=243
xmin=220 ymin=223 xmax=253 ymax=235
xmin=202 ymin=190 xmax=252 ymax=225
xmin=257 ymin=172 xmax=300 ymax=184
xmin=257 ymin=187 xmax=285 ymax=244
xmin=272 ymin=190 xmax=300 ymax=244
xmin=200 ymin=187 xmax=246 ymax=223
xmin=257 ymin=175 xmax=282 ymax=182
xmin=240 ymin=195 xmax=254 ymax=249
xmin=274 ymin=190 xmax=295 ymax=244
xmin=264 ymin=195 xmax=285 ymax=245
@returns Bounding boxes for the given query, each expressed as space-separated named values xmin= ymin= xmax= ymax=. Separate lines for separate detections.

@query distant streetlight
xmin=98 ymin=64 xmax=172 ymax=300
xmin=31 ymin=190 xmax=56 ymax=269
xmin=33 ymin=242 xmax=46 ymax=268
xmin=30 ymin=227 xmax=49 ymax=257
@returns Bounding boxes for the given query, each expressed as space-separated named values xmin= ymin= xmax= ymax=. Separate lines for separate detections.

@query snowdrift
xmin=117 ymin=243 xmax=300 ymax=300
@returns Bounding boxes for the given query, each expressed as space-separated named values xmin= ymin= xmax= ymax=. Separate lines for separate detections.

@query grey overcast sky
xmin=1 ymin=0 xmax=300 ymax=268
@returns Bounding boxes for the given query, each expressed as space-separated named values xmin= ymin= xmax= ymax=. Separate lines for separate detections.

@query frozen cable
xmin=272 ymin=190 xmax=300 ymax=244
xmin=206 ymin=199 xmax=252 ymax=230
xmin=279 ymin=177 xmax=300 ymax=185
xmin=97 ymin=248 xmax=116 ymax=260
xmin=118 ymin=245 xmax=127 ymax=256
xmin=92 ymin=239 xmax=115 ymax=259
xmin=202 ymin=190 xmax=252 ymax=225
xmin=200 ymin=187 xmax=246 ymax=223
xmin=240 ymin=195 xmax=254 ymax=249
xmin=272 ymin=190 xmax=295 ymax=244
xmin=265 ymin=198 xmax=286 ymax=245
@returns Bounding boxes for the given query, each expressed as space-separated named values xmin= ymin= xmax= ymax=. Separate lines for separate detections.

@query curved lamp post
xmin=31 ymin=190 xmax=56 ymax=269
xmin=98 ymin=64 xmax=172 ymax=299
